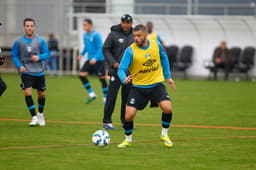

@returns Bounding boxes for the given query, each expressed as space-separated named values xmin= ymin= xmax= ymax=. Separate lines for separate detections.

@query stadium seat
xmin=165 ymin=45 xmax=179 ymax=70
xmin=175 ymin=45 xmax=193 ymax=79
xmin=234 ymin=47 xmax=255 ymax=80
xmin=230 ymin=47 xmax=242 ymax=69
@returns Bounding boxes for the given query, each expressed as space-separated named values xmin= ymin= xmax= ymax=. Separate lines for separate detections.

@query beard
xmin=25 ymin=30 xmax=34 ymax=37
xmin=136 ymin=37 xmax=146 ymax=47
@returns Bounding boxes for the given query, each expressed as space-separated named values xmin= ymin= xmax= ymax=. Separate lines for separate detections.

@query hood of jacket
xmin=110 ymin=24 xmax=133 ymax=34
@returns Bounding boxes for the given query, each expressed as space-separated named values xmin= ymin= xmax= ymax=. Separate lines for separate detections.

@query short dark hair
xmin=23 ymin=18 xmax=35 ymax=26
xmin=84 ymin=18 xmax=93 ymax=25
xmin=133 ymin=24 xmax=147 ymax=33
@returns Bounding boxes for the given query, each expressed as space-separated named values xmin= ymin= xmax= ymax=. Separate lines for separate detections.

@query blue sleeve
xmin=118 ymin=47 xmax=133 ymax=84
xmin=157 ymin=34 xmax=162 ymax=42
xmin=157 ymin=41 xmax=172 ymax=79
xmin=80 ymin=33 xmax=87 ymax=56
xmin=38 ymin=37 xmax=50 ymax=61
xmin=94 ymin=33 xmax=103 ymax=61
xmin=11 ymin=40 xmax=23 ymax=69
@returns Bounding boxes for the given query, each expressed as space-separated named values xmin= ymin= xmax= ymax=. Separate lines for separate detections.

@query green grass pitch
xmin=0 ymin=73 xmax=256 ymax=169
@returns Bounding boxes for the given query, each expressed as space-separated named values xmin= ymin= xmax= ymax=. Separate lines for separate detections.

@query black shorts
xmin=80 ymin=60 xmax=106 ymax=77
xmin=127 ymin=83 xmax=171 ymax=110
xmin=21 ymin=74 xmax=46 ymax=91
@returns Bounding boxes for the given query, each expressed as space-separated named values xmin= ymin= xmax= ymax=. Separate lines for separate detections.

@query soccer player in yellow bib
xmin=117 ymin=24 xmax=176 ymax=148
xmin=146 ymin=21 xmax=164 ymax=46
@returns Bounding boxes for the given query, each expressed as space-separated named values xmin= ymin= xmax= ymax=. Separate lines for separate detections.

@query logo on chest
xmin=27 ymin=46 xmax=32 ymax=53
xmin=142 ymin=59 xmax=156 ymax=66
xmin=118 ymin=38 xmax=124 ymax=43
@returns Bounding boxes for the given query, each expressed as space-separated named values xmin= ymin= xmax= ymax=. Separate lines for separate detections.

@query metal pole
xmin=224 ymin=8 xmax=228 ymax=15
xmin=193 ymin=0 xmax=199 ymax=15
xmin=187 ymin=0 xmax=192 ymax=15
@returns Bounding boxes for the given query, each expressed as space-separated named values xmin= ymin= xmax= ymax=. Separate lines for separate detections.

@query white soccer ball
xmin=92 ymin=130 xmax=110 ymax=147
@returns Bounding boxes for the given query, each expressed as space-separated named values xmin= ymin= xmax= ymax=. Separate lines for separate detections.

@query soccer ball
xmin=92 ymin=130 xmax=110 ymax=147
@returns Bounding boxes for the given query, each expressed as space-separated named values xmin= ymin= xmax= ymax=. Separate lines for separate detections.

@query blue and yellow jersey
xmin=118 ymin=40 xmax=171 ymax=88
xmin=129 ymin=40 xmax=164 ymax=85
xmin=147 ymin=32 xmax=162 ymax=42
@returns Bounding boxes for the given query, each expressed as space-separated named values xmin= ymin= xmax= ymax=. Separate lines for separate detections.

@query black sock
xmin=80 ymin=76 xmax=89 ymax=89
xmin=25 ymin=96 xmax=36 ymax=117
xmin=38 ymin=97 xmax=45 ymax=113
xmin=100 ymin=78 xmax=108 ymax=98
xmin=79 ymin=76 xmax=93 ymax=93
xmin=161 ymin=112 xmax=172 ymax=128
xmin=123 ymin=121 xmax=134 ymax=136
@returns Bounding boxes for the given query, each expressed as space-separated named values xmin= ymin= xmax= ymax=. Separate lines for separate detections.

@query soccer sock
xmin=25 ymin=96 xmax=36 ymax=117
xmin=123 ymin=121 xmax=134 ymax=142
xmin=161 ymin=112 xmax=173 ymax=136
xmin=79 ymin=76 xmax=94 ymax=94
xmin=99 ymin=78 xmax=108 ymax=98
xmin=125 ymin=135 xmax=132 ymax=143
xmin=38 ymin=97 xmax=45 ymax=113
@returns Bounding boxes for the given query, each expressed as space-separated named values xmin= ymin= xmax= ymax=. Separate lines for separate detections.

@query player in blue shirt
xmin=11 ymin=18 xmax=49 ymax=126
xmin=77 ymin=18 xmax=108 ymax=104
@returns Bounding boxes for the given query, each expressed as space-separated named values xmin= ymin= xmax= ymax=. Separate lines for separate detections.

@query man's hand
xmin=113 ymin=63 xmax=119 ymax=69
xmin=215 ymin=58 xmax=222 ymax=64
xmin=19 ymin=66 xmax=26 ymax=73
xmin=31 ymin=55 xmax=39 ymax=62
xmin=89 ymin=59 xmax=96 ymax=65
xmin=166 ymin=78 xmax=176 ymax=90
xmin=77 ymin=55 xmax=83 ymax=61
xmin=124 ymin=75 xmax=133 ymax=84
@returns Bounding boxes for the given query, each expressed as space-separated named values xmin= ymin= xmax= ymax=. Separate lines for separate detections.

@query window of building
xmin=72 ymin=0 xmax=106 ymax=30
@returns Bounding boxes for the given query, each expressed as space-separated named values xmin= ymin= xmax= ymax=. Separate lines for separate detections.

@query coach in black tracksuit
xmin=102 ymin=14 xmax=134 ymax=129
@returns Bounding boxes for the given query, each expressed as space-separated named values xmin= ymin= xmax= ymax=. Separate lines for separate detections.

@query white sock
xmin=103 ymin=97 xmax=106 ymax=102
xmin=89 ymin=92 xmax=96 ymax=98
xmin=161 ymin=128 xmax=168 ymax=136
xmin=125 ymin=135 xmax=132 ymax=143
xmin=105 ymin=123 xmax=113 ymax=127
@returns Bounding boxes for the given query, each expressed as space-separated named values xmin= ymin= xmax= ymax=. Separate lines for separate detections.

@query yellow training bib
xmin=147 ymin=32 xmax=158 ymax=41
xmin=129 ymin=40 xmax=164 ymax=86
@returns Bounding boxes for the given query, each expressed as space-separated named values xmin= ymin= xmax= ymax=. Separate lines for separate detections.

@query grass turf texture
xmin=0 ymin=73 xmax=256 ymax=169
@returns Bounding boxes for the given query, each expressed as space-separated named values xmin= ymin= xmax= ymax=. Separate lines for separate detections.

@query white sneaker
xmin=89 ymin=92 xmax=97 ymax=98
xmin=102 ymin=97 xmax=106 ymax=104
xmin=29 ymin=116 xmax=39 ymax=126
xmin=37 ymin=113 xmax=45 ymax=126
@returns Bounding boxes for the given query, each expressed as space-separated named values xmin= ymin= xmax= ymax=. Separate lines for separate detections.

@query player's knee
xmin=162 ymin=105 xmax=172 ymax=113
xmin=38 ymin=92 xmax=45 ymax=98
xmin=125 ymin=113 xmax=132 ymax=121
xmin=125 ymin=111 xmax=135 ymax=122
xmin=163 ymin=108 xmax=172 ymax=114
xmin=24 ymin=89 xmax=32 ymax=96
xmin=125 ymin=106 xmax=137 ymax=121
xmin=79 ymin=72 xmax=87 ymax=77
